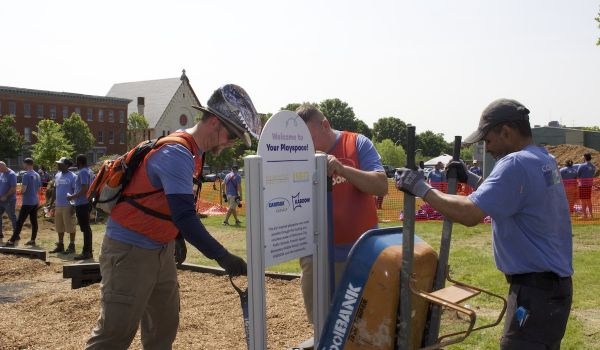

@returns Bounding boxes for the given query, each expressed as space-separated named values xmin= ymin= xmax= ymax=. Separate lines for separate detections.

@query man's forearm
xmin=423 ymin=190 xmax=485 ymax=227
xmin=72 ymin=184 xmax=88 ymax=198
xmin=340 ymin=167 xmax=388 ymax=197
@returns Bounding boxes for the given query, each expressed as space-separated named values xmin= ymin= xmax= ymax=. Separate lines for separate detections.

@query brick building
xmin=0 ymin=86 xmax=131 ymax=165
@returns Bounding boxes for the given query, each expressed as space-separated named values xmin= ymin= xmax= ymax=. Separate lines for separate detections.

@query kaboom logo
xmin=291 ymin=192 xmax=310 ymax=210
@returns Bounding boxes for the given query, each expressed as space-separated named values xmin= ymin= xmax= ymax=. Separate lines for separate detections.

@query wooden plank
xmin=429 ymin=284 xmax=480 ymax=304
xmin=0 ymin=247 xmax=48 ymax=262
xmin=63 ymin=263 xmax=101 ymax=278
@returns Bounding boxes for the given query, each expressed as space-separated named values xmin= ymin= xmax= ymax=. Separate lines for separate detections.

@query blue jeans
xmin=0 ymin=199 xmax=17 ymax=237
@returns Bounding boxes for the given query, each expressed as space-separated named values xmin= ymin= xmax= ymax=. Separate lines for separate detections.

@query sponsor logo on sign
xmin=293 ymin=171 xmax=309 ymax=183
xmin=291 ymin=192 xmax=310 ymax=210
xmin=266 ymin=197 xmax=290 ymax=213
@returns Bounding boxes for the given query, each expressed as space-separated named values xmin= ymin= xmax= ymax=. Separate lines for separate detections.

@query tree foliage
xmin=582 ymin=126 xmax=600 ymax=132
xmin=280 ymin=103 xmax=303 ymax=112
xmin=32 ymin=119 xmax=74 ymax=170
xmin=374 ymin=139 xmax=406 ymax=168
xmin=62 ymin=113 xmax=95 ymax=157
xmin=372 ymin=117 xmax=408 ymax=147
xmin=319 ymin=98 xmax=360 ymax=132
xmin=596 ymin=8 xmax=600 ymax=45
xmin=355 ymin=119 xmax=373 ymax=139
xmin=416 ymin=131 xmax=448 ymax=158
xmin=0 ymin=115 xmax=24 ymax=160
xmin=128 ymin=112 xmax=149 ymax=129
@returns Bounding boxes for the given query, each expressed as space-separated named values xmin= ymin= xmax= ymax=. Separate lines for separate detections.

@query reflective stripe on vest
xmin=110 ymin=131 xmax=202 ymax=244
xmin=330 ymin=131 xmax=378 ymax=245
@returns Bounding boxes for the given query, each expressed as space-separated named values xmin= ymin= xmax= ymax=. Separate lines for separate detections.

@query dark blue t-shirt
xmin=469 ymin=145 xmax=573 ymax=277
xmin=559 ymin=166 xmax=578 ymax=180
xmin=576 ymin=162 xmax=596 ymax=187
xmin=22 ymin=170 xmax=41 ymax=205
xmin=73 ymin=167 xmax=92 ymax=206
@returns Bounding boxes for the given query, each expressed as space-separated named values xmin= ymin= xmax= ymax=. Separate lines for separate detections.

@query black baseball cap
xmin=464 ymin=98 xmax=530 ymax=144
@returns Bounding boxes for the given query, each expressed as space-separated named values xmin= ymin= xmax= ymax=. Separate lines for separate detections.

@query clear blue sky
xmin=2 ymin=0 xmax=599 ymax=140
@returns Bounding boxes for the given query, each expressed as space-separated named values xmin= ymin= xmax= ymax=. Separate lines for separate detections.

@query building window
xmin=49 ymin=105 xmax=57 ymax=119
xmin=98 ymin=131 xmax=104 ymax=143
xmin=119 ymin=131 xmax=125 ymax=144
xmin=87 ymin=108 xmax=93 ymax=121
xmin=62 ymin=106 xmax=69 ymax=118
xmin=119 ymin=110 xmax=125 ymax=123
xmin=8 ymin=101 xmax=16 ymax=116
xmin=179 ymin=114 xmax=188 ymax=126
xmin=109 ymin=131 xmax=114 ymax=144
xmin=24 ymin=127 xmax=31 ymax=143
xmin=24 ymin=103 xmax=31 ymax=118
xmin=98 ymin=109 xmax=104 ymax=122
xmin=75 ymin=107 xmax=81 ymax=115
xmin=36 ymin=104 xmax=44 ymax=118
xmin=108 ymin=110 xmax=114 ymax=122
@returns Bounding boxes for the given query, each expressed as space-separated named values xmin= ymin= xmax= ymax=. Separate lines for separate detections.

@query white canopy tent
xmin=424 ymin=154 xmax=453 ymax=167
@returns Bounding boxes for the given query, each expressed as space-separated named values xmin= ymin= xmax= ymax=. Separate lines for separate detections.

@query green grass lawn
xmin=32 ymin=215 xmax=599 ymax=349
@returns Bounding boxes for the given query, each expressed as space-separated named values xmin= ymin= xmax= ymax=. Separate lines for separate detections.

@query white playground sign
xmin=257 ymin=110 xmax=315 ymax=267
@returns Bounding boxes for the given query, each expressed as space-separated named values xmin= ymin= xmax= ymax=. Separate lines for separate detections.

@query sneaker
xmin=63 ymin=243 xmax=76 ymax=254
xmin=4 ymin=240 xmax=16 ymax=247
xmin=73 ymin=251 xmax=93 ymax=260
xmin=24 ymin=240 xmax=35 ymax=246
xmin=50 ymin=242 xmax=65 ymax=253
xmin=235 ymin=220 xmax=242 ymax=226
xmin=223 ymin=221 xmax=230 ymax=226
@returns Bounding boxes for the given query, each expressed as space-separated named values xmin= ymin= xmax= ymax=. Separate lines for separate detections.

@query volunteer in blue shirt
xmin=427 ymin=161 xmax=447 ymax=192
xmin=86 ymin=84 xmax=260 ymax=349
xmin=222 ymin=165 xmax=242 ymax=226
xmin=6 ymin=158 xmax=41 ymax=246
xmin=560 ymin=159 xmax=578 ymax=214
xmin=469 ymin=159 xmax=482 ymax=176
xmin=50 ymin=157 xmax=77 ymax=254
xmin=396 ymin=99 xmax=573 ymax=349
xmin=576 ymin=153 xmax=596 ymax=220
xmin=67 ymin=154 xmax=94 ymax=260
xmin=0 ymin=161 xmax=18 ymax=241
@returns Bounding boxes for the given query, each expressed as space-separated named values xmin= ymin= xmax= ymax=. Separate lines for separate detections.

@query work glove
xmin=223 ymin=192 xmax=228 ymax=202
xmin=216 ymin=251 xmax=247 ymax=276
xmin=235 ymin=196 xmax=242 ymax=208
xmin=395 ymin=168 xmax=432 ymax=198
xmin=446 ymin=161 xmax=483 ymax=190
xmin=174 ymin=233 xmax=187 ymax=265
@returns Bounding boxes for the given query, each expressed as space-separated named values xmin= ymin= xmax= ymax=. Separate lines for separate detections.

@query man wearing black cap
xmin=396 ymin=99 xmax=573 ymax=349
xmin=86 ymin=84 xmax=261 ymax=349
xmin=50 ymin=157 xmax=77 ymax=254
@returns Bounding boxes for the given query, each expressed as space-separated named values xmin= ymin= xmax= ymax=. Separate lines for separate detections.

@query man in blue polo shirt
xmin=396 ymin=99 xmax=573 ymax=349
xmin=67 ymin=154 xmax=94 ymax=260
xmin=427 ymin=161 xmax=447 ymax=192
xmin=222 ymin=165 xmax=242 ymax=226
xmin=576 ymin=153 xmax=596 ymax=220
xmin=6 ymin=158 xmax=41 ymax=246
xmin=0 ymin=161 xmax=18 ymax=241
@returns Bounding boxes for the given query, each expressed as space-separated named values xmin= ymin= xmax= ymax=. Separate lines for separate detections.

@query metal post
xmin=424 ymin=136 xmax=462 ymax=346
xmin=397 ymin=125 xmax=416 ymax=350
xmin=245 ymin=155 xmax=266 ymax=350
xmin=313 ymin=153 xmax=330 ymax=346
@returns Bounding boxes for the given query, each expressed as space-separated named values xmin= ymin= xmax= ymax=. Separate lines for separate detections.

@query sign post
xmin=246 ymin=111 xmax=330 ymax=349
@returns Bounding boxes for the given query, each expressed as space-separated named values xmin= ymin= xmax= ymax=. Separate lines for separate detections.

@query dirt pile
xmin=546 ymin=144 xmax=600 ymax=177
xmin=0 ymin=255 xmax=311 ymax=349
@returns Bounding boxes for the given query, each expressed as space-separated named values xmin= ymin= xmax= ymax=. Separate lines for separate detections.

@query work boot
xmin=50 ymin=242 xmax=65 ymax=253
xmin=73 ymin=251 xmax=93 ymax=260
xmin=63 ymin=243 xmax=76 ymax=254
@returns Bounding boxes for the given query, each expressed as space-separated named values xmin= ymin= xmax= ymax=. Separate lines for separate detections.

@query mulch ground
xmin=0 ymin=255 xmax=311 ymax=350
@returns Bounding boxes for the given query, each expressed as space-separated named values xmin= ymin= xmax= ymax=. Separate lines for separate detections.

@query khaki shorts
xmin=227 ymin=195 xmax=238 ymax=210
xmin=55 ymin=206 xmax=75 ymax=233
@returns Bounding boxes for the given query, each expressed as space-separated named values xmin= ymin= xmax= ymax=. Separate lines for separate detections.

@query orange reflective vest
xmin=110 ymin=131 xmax=203 ymax=244
xmin=330 ymin=131 xmax=379 ymax=245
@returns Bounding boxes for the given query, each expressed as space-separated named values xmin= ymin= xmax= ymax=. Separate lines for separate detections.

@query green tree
xmin=0 ymin=115 xmax=24 ymax=160
xmin=416 ymin=131 xmax=448 ymax=158
xmin=460 ymin=144 xmax=475 ymax=162
xmin=319 ymin=98 xmax=359 ymax=131
xmin=374 ymin=139 xmax=406 ymax=167
xmin=281 ymin=103 xmax=303 ymax=112
xmin=596 ymin=8 xmax=600 ymax=45
xmin=128 ymin=112 xmax=149 ymax=129
xmin=372 ymin=117 xmax=408 ymax=147
xmin=355 ymin=119 xmax=373 ymax=139
xmin=582 ymin=126 xmax=600 ymax=132
xmin=32 ymin=119 xmax=74 ymax=170
xmin=62 ymin=113 xmax=95 ymax=157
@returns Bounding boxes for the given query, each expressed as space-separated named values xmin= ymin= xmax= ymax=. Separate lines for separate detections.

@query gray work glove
xmin=395 ymin=168 xmax=433 ymax=198
xmin=174 ymin=233 xmax=187 ymax=265
xmin=446 ymin=161 xmax=483 ymax=190
xmin=216 ymin=251 xmax=247 ymax=276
